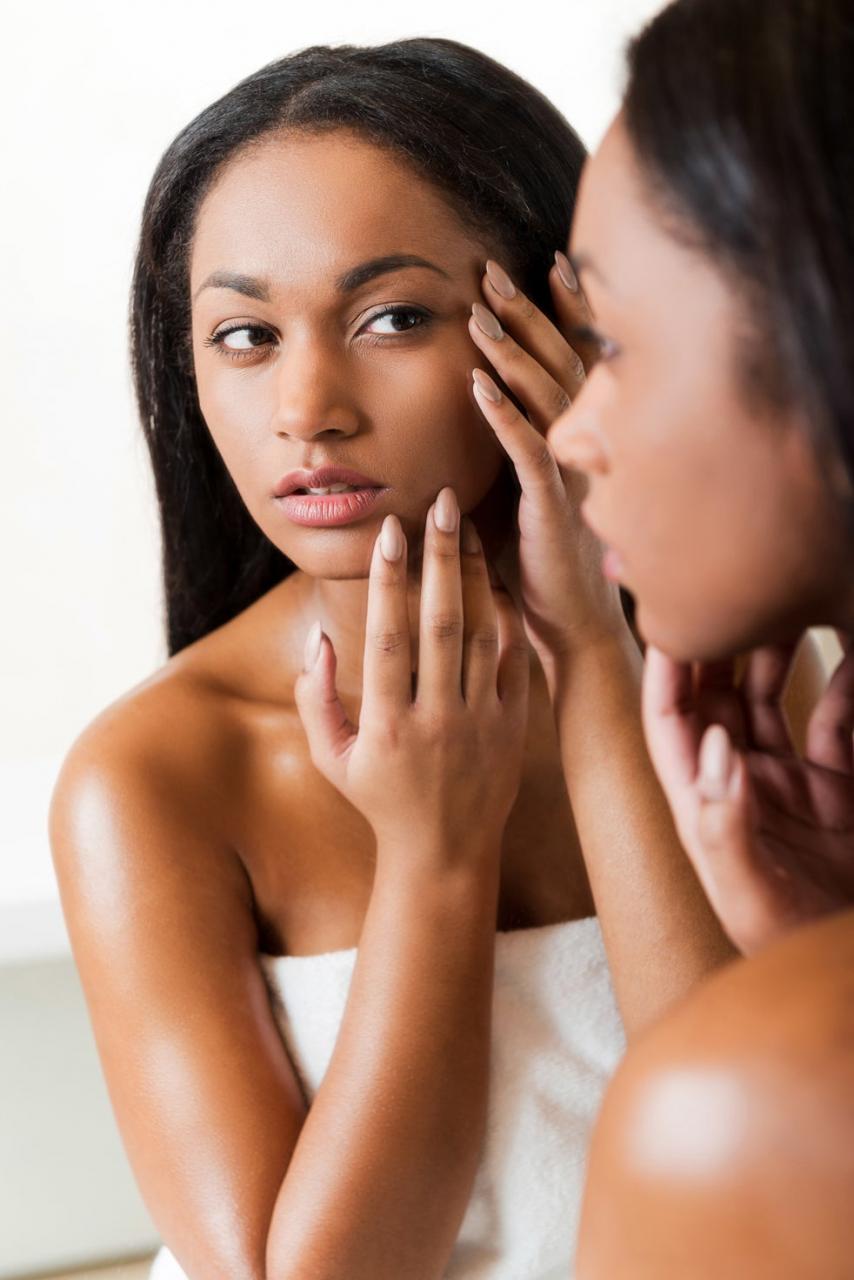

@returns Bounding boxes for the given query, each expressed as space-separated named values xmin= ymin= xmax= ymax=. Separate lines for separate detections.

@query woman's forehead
xmin=189 ymin=130 xmax=484 ymax=296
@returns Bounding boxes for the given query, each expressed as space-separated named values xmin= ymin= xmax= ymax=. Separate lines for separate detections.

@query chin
xmin=636 ymin=595 xmax=810 ymax=664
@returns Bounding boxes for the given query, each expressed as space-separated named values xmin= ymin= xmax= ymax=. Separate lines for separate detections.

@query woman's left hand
xmin=642 ymin=635 xmax=854 ymax=956
xmin=468 ymin=256 xmax=627 ymax=677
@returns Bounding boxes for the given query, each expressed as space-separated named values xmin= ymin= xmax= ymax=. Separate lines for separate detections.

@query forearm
xmin=266 ymin=849 xmax=500 ymax=1280
xmin=544 ymin=634 xmax=737 ymax=1036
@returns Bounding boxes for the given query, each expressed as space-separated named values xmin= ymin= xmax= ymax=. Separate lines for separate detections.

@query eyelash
xmin=571 ymin=325 xmax=620 ymax=362
xmin=203 ymin=305 xmax=432 ymax=363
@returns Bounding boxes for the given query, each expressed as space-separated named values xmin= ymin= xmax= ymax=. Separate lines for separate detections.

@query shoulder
xmin=577 ymin=911 xmax=854 ymax=1275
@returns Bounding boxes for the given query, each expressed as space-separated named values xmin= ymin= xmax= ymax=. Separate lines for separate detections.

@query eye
xmin=360 ymin=305 xmax=431 ymax=339
xmin=203 ymin=323 xmax=276 ymax=361
xmin=571 ymin=325 xmax=620 ymax=363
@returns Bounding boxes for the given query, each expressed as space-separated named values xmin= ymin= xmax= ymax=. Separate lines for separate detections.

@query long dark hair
xmin=623 ymin=0 xmax=854 ymax=523
xmin=131 ymin=39 xmax=588 ymax=655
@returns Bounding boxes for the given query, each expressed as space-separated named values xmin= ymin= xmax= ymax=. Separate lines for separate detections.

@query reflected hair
xmin=130 ymin=39 xmax=588 ymax=655
xmin=623 ymin=0 xmax=854 ymax=523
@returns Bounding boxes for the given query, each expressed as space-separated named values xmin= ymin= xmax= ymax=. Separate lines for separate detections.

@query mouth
xmin=273 ymin=465 xmax=389 ymax=528
xmin=581 ymin=499 xmax=627 ymax=583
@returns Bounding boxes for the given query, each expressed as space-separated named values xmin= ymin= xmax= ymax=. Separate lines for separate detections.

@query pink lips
xmin=273 ymin=464 xmax=389 ymax=528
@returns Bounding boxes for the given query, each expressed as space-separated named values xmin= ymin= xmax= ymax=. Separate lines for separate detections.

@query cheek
xmin=370 ymin=341 xmax=505 ymax=507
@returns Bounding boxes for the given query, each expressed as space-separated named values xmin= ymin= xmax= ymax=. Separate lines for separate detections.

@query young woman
xmin=468 ymin=0 xmax=852 ymax=1272
xmin=49 ymin=36 xmax=817 ymax=1280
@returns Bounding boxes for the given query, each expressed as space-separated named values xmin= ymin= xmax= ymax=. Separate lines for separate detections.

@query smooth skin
xmin=49 ymin=128 xmax=822 ymax=1279
xmin=544 ymin=115 xmax=854 ymax=1278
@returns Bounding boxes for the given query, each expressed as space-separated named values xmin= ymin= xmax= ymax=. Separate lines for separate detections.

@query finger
xmin=469 ymin=306 xmax=577 ymax=433
xmin=293 ymin=624 xmax=357 ymax=777
xmin=459 ymin=518 xmax=500 ymax=707
xmin=741 ymin=641 xmax=801 ymax=754
xmin=805 ymin=639 xmax=854 ymax=774
xmin=494 ymin=588 xmax=530 ymax=712
xmin=480 ymin=259 xmax=586 ymax=392
xmin=693 ymin=726 xmax=771 ymax=954
xmin=693 ymin=658 xmax=749 ymax=749
xmin=416 ymin=487 xmax=464 ymax=706
xmin=641 ymin=646 xmax=702 ymax=793
xmin=361 ymin=514 xmax=412 ymax=718
xmin=549 ymin=251 xmax=601 ymax=374
xmin=471 ymin=368 xmax=570 ymax=512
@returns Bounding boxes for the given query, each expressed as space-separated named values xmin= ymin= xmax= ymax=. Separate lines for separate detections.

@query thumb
xmin=692 ymin=724 xmax=766 ymax=953
xmin=293 ymin=622 xmax=357 ymax=779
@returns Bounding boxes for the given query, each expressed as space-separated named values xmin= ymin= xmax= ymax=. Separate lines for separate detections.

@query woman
xmin=477 ymin=0 xmax=852 ymax=1272
xmin=48 ymin=35 xmax=812 ymax=1280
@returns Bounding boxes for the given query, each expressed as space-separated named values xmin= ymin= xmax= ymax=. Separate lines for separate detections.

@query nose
xmin=271 ymin=335 xmax=359 ymax=442
xmin=548 ymin=398 xmax=611 ymax=476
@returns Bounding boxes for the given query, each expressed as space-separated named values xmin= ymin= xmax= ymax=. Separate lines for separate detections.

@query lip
xmin=581 ymin=499 xmax=627 ymax=582
xmin=273 ymin=464 xmax=385 ymax=498
xmin=273 ymin=465 xmax=389 ymax=528
xmin=277 ymin=487 xmax=388 ymax=528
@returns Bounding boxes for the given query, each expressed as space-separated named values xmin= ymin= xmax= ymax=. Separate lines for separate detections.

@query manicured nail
xmin=485 ymin=259 xmax=516 ymax=300
xmin=461 ymin=517 xmax=480 ymax=553
xmin=472 ymin=368 xmax=502 ymax=403
xmin=304 ymin=620 xmax=323 ymax=671
xmin=380 ymin=513 xmax=404 ymax=561
xmin=555 ymin=250 xmax=579 ymax=292
xmin=699 ymin=724 xmax=732 ymax=799
xmin=472 ymin=302 xmax=504 ymax=341
xmin=434 ymin=487 xmax=459 ymax=533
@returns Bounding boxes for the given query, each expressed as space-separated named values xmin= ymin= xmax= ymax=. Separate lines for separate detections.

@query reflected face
xmin=548 ymin=116 xmax=844 ymax=661
xmin=189 ymin=130 xmax=505 ymax=579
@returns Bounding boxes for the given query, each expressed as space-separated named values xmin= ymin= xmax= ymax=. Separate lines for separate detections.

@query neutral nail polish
xmin=555 ymin=250 xmax=579 ymax=292
xmin=380 ymin=514 xmax=404 ymax=561
xmin=304 ymin=620 xmax=323 ymax=670
xmin=699 ymin=725 xmax=732 ymax=798
xmin=472 ymin=368 xmax=502 ymax=403
xmin=434 ymin=487 xmax=459 ymax=533
xmin=485 ymin=259 xmax=517 ymax=300
xmin=472 ymin=302 xmax=504 ymax=341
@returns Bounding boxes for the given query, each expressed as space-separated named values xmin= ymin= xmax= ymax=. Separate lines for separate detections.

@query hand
xmin=468 ymin=255 xmax=627 ymax=673
xmin=294 ymin=489 xmax=530 ymax=867
xmin=642 ymin=635 xmax=854 ymax=955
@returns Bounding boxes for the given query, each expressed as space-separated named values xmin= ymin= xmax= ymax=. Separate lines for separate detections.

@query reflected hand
xmin=642 ymin=635 xmax=854 ymax=955
xmin=468 ymin=255 xmax=627 ymax=674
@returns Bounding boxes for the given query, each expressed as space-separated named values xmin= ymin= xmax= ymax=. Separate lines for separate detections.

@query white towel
xmin=150 ymin=916 xmax=625 ymax=1279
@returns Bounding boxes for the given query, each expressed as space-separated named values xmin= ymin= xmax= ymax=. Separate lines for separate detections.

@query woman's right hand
xmin=294 ymin=487 xmax=531 ymax=868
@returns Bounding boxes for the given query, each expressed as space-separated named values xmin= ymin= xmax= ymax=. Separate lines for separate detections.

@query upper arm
xmin=49 ymin=708 xmax=307 ymax=1279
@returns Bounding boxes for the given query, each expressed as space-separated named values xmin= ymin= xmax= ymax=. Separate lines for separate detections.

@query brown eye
xmin=204 ymin=323 xmax=276 ymax=361
xmin=362 ymin=306 xmax=430 ymax=336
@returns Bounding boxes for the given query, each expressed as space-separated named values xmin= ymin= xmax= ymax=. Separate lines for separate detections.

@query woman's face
xmin=549 ymin=115 xmax=847 ymax=662
xmin=188 ymin=129 xmax=506 ymax=581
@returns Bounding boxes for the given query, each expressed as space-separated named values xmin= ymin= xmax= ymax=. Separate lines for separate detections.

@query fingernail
xmin=699 ymin=725 xmax=732 ymax=799
xmin=472 ymin=368 xmax=502 ymax=403
xmin=485 ymin=259 xmax=516 ymax=300
xmin=434 ymin=487 xmax=459 ymax=533
xmin=555 ymin=250 xmax=579 ymax=292
xmin=461 ymin=516 xmax=480 ymax=553
xmin=472 ymin=302 xmax=503 ymax=341
xmin=304 ymin=620 xmax=323 ymax=671
xmin=380 ymin=513 xmax=404 ymax=561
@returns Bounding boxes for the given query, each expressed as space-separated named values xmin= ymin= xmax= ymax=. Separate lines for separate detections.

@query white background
xmin=2 ymin=0 xmax=665 ymax=769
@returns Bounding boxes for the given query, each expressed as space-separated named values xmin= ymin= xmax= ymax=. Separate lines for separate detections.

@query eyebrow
xmin=569 ymin=251 xmax=610 ymax=289
xmin=192 ymin=254 xmax=451 ymax=304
